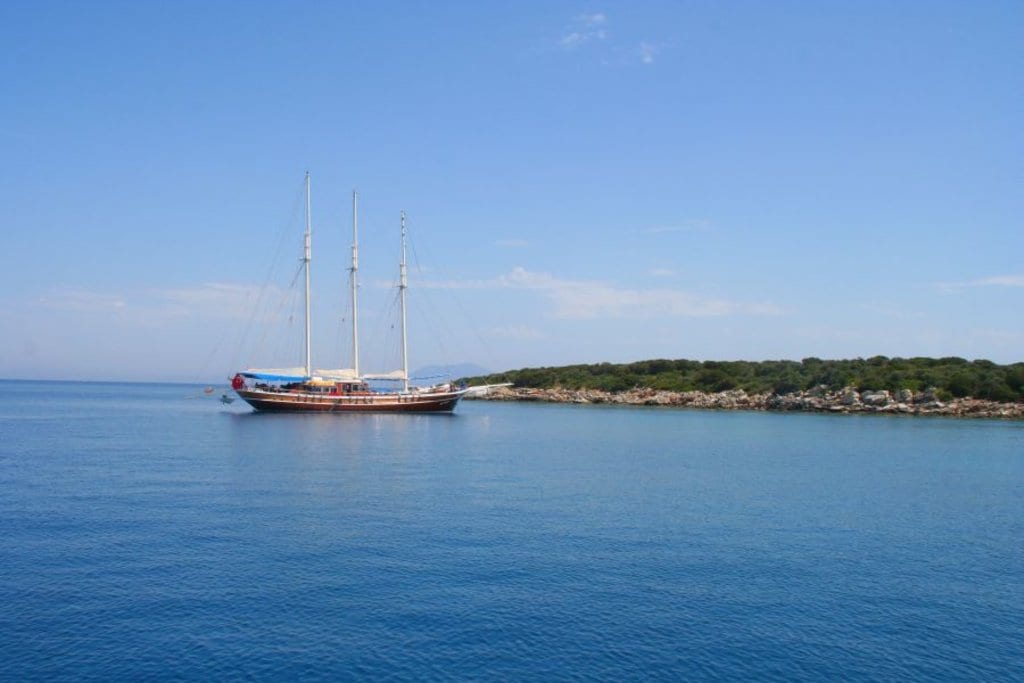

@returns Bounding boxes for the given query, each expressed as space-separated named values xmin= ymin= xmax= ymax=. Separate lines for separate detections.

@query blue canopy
xmin=241 ymin=372 xmax=309 ymax=382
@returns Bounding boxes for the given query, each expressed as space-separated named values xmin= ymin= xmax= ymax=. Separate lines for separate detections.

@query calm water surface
xmin=1 ymin=380 xmax=1022 ymax=680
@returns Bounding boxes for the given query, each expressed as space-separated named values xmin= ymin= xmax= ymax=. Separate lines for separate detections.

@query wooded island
xmin=462 ymin=357 xmax=1024 ymax=418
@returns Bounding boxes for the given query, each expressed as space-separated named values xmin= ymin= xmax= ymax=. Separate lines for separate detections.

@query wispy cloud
xmin=859 ymin=302 xmax=926 ymax=320
xmin=488 ymin=324 xmax=545 ymax=340
xmin=640 ymin=220 xmax=713 ymax=235
xmin=637 ymin=42 xmax=658 ymax=64
xmin=556 ymin=12 xmax=662 ymax=66
xmin=153 ymin=282 xmax=277 ymax=319
xmin=649 ymin=268 xmax=675 ymax=278
xmin=968 ymin=275 xmax=1024 ymax=287
xmin=38 ymin=289 xmax=126 ymax=313
xmin=496 ymin=238 xmax=529 ymax=248
xmin=37 ymin=282 xmax=285 ymax=323
xmin=969 ymin=328 xmax=1024 ymax=345
xmin=560 ymin=12 xmax=607 ymax=50
xmin=935 ymin=274 xmax=1024 ymax=293
xmin=421 ymin=267 xmax=779 ymax=320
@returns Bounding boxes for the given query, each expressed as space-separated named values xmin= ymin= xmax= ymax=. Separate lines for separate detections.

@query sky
xmin=1 ymin=1 xmax=1021 ymax=382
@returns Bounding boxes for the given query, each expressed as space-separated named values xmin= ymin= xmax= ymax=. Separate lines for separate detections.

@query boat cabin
xmin=334 ymin=381 xmax=371 ymax=395
xmin=286 ymin=379 xmax=372 ymax=396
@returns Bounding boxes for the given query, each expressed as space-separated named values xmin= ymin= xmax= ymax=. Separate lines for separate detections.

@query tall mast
xmin=303 ymin=171 xmax=312 ymax=378
xmin=398 ymin=210 xmax=409 ymax=393
xmin=350 ymin=190 xmax=360 ymax=377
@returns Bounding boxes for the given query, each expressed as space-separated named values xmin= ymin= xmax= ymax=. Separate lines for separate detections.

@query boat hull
xmin=235 ymin=388 xmax=466 ymax=413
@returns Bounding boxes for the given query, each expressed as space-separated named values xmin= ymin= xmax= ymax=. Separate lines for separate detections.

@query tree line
xmin=464 ymin=357 xmax=1024 ymax=403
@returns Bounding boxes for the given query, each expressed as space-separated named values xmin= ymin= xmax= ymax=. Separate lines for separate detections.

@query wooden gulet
xmin=230 ymin=174 xmax=474 ymax=413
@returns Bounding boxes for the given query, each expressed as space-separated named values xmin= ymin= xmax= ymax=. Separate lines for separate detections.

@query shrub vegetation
xmin=463 ymin=357 xmax=1024 ymax=403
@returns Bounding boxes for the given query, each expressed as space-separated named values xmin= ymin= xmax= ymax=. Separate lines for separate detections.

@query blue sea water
xmin=1 ymin=380 xmax=1022 ymax=681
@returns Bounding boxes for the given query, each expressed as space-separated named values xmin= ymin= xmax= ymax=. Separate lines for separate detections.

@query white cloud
xmin=156 ymin=282 xmax=261 ymax=311
xmin=496 ymin=267 xmax=559 ymax=290
xmin=556 ymin=13 xmax=661 ymax=67
xmin=420 ymin=266 xmax=779 ymax=320
xmin=638 ymin=42 xmax=658 ymax=64
xmin=859 ymin=302 xmax=926 ymax=320
xmin=641 ymin=220 xmax=713 ymax=234
xmin=971 ymin=275 xmax=1024 ymax=287
xmin=649 ymin=268 xmax=675 ymax=278
xmin=488 ymin=324 xmax=545 ymax=340
xmin=560 ymin=32 xmax=584 ymax=49
xmin=969 ymin=328 xmax=1024 ymax=345
xmin=560 ymin=12 xmax=608 ymax=50
xmin=496 ymin=238 xmax=529 ymax=248
xmin=546 ymin=281 xmax=729 ymax=319
xmin=36 ymin=282 xmax=286 ymax=323
xmin=38 ymin=289 xmax=126 ymax=313
xmin=935 ymin=274 xmax=1024 ymax=292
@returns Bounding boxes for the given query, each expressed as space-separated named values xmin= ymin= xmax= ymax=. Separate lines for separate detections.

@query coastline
xmin=468 ymin=386 xmax=1024 ymax=419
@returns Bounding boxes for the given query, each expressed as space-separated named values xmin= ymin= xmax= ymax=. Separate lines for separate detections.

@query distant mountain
xmin=412 ymin=363 xmax=491 ymax=381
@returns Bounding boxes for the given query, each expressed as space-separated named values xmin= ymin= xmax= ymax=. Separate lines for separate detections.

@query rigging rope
xmin=406 ymin=228 xmax=499 ymax=377
xmin=228 ymin=179 xmax=307 ymax=370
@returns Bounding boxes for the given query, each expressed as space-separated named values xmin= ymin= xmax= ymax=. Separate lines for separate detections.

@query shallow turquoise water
xmin=1 ymin=381 xmax=1022 ymax=680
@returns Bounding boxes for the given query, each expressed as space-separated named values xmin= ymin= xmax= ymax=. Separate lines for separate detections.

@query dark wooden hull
xmin=235 ymin=388 xmax=466 ymax=413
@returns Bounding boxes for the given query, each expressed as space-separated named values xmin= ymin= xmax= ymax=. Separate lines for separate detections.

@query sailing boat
xmin=230 ymin=173 xmax=471 ymax=413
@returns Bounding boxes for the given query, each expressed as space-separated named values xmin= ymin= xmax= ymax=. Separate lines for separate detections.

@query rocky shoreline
xmin=468 ymin=386 xmax=1024 ymax=419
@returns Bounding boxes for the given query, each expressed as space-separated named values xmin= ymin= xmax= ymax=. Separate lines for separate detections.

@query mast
xmin=303 ymin=171 xmax=312 ymax=378
xmin=350 ymin=191 xmax=360 ymax=377
xmin=399 ymin=210 xmax=409 ymax=393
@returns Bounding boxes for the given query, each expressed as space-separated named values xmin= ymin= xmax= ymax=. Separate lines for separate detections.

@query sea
xmin=1 ymin=380 xmax=1021 ymax=681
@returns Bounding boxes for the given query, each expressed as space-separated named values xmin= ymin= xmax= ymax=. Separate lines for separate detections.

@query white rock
xmin=862 ymin=390 xmax=891 ymax=406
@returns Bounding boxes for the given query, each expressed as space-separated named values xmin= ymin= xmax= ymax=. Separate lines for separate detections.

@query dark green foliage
xmin=947 ymin=371 xmax=977 ymax=398
xmin=1006 ymin=365 xmax=1024 ymax=392
xmin=462 ymin=357 xmax=1024 ymax=403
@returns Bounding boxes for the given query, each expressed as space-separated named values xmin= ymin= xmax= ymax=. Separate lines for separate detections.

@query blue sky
xmin=1 ymin=1 xmax=1021 ymax=382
